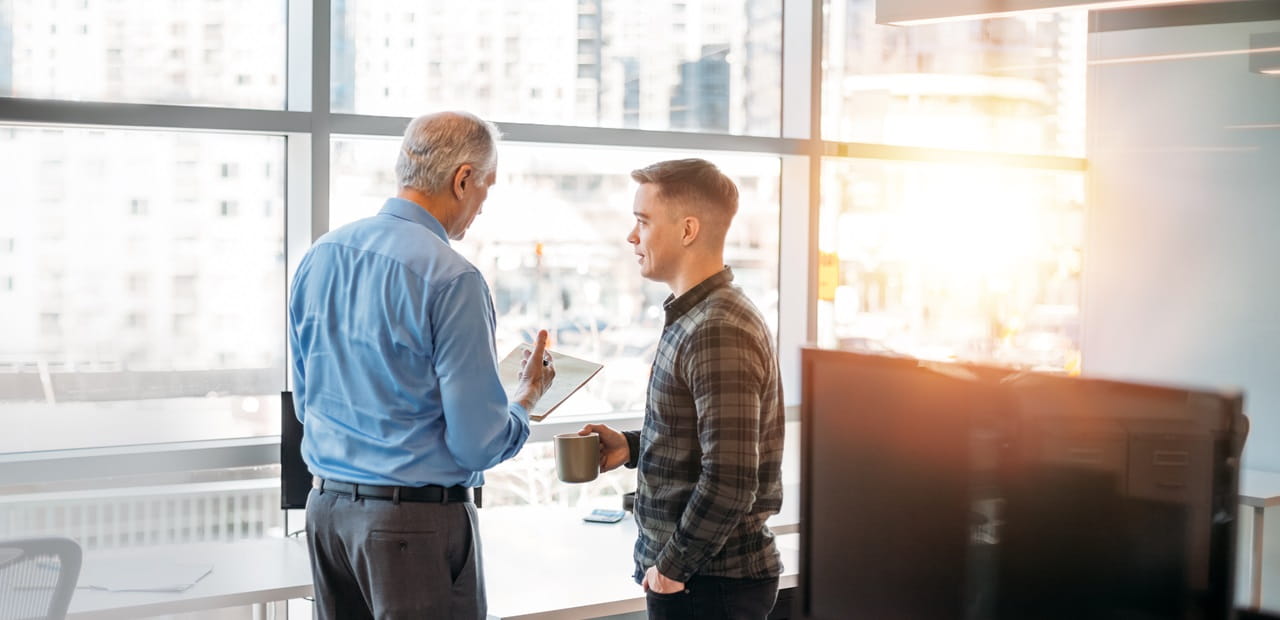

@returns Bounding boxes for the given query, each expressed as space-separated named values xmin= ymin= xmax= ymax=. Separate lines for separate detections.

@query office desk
xmin=481 ymin=506 xmax=799 ymax=620
xmin=65 ymin=538 xmax=313 ymax=620
xmin=62 ymin=490 xmax=798 ymax=620
xmin=1242 ymin=469 xmax=1280 ymax=609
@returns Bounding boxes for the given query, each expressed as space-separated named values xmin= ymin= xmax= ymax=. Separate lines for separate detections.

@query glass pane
xmin=0 ymin=0 xmax=286 ymax=108
xmin=1084 ymin=11 xmax=1279 ymax=473
xmin=822 ymin=0 xmax=1087 ymax=156
xmin=331 ymin=0 xmax=782 ymax=136
xmin=0 ymin=126 xmax=287 ymax=453
xmin=818 ymin=158 xmax=1083 ymax=371
xmin=331 ymin=139 xmax=780 ymax=414
xmin=0 ymin=466 xmax=283 ymax=550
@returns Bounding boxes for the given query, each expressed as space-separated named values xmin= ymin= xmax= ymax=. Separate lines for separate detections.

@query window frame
xmin=0 ymin=0 xmax=1084 ymax=486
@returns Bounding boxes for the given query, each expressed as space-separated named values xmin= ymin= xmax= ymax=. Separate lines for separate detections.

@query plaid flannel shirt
xmin=623 ymin=267 xmax=785 ymax=583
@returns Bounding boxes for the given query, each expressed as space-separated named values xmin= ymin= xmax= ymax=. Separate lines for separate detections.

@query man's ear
xmin=452 ymin=164 xmax=474 ymax=200
xmin=681 ymin=216 xmax=700 ymax=247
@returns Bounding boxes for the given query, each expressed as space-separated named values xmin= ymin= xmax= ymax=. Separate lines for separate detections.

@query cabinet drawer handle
xmin=1153 ymin=451 xmax=1189 ymax=466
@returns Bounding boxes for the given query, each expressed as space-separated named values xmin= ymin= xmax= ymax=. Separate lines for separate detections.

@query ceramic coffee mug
xmin=555 ymin=432 xmax=600 ymax=483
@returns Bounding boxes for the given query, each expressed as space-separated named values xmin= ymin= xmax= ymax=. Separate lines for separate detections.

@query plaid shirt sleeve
xmin=654 ymin=318 xmax=766 ymax=582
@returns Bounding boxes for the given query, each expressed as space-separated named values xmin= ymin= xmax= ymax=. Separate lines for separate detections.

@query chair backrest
xmin=0 ymin=537 xmax=82 ymax=620
xmin=281 ymin=390 xmax=311 ymax=510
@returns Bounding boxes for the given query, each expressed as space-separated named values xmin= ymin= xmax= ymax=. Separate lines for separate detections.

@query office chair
xmin=0 ymin=537 xmax=83 ymax=620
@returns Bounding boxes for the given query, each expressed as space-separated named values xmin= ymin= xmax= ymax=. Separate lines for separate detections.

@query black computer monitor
xmin=798 ymin=348 xmax=1246 ymax=620
xmin=280 ymin=390 xmax=311 ymax=510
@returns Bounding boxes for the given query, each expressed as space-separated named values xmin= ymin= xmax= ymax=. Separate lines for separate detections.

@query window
xmin=818 ymin=158 xmax=1084 ymax=371
xmin=822 ymin=0 xmax=1087 ymax=156
xmin=2 ymin=0 xmax=1176 ymax=546
xmin=816 ymin=0 xmax=1089 ymax=372
xmin=330 ymin=139 xmax=781 ymax=417
xmin=0 ymin=1 xmax=286 ymax=108
xmin=0 ymin=126 xmax=286 ymax=454
xmin=330 ymin=0 xmax=782 ymax=136
xmin=0 ymin=466 xmax=285 ymax=552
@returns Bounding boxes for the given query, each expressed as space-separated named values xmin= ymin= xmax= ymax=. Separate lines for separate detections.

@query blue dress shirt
xmin=288 ymin=197 xmax=529 ymax=488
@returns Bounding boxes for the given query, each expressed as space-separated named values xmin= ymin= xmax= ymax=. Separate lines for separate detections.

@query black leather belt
xmin=314 ymin=477 xmax=475 ymax=505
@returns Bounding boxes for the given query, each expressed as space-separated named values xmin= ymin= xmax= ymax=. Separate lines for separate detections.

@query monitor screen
xmin=798 ymin=348 xmax=1246 ymax=620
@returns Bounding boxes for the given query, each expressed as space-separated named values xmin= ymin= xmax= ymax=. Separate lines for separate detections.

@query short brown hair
xmin=630 ymin=159 xmax=739 ymax=227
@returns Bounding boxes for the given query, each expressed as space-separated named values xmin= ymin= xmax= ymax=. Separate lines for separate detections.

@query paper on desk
xmin=498 ymin=344 xmax=603 ymax=422
xmin=78 ymin=560 xmax=212 ymax=593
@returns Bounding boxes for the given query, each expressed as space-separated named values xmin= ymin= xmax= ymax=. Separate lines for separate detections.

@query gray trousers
xmin=304 ymin=487 xmax=485 ymax=619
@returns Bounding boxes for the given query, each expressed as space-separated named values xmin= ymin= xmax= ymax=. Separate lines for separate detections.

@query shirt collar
xmin=378 ymin=197 xmax=450 ymax=244
xmin=663 ymin=267 xmax=734 ymax=326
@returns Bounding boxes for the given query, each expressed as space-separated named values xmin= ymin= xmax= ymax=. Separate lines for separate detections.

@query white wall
xmin=1084 ymin=18 xmax=1280 ymax=472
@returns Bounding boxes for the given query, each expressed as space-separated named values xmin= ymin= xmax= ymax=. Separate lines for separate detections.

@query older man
xmin=289 ymin=111 xmax=555 ymax=619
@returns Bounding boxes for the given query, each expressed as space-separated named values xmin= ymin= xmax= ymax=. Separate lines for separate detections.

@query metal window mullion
xmin=330 ymin=113 xmax=810 ymax=154
xmin=0 ymin=97 xmax=309 ymax=133
xmin=823 ymin=140 xmax=1087 ymax=171
xmin=0 ymin=438 xmax=280 ymax=487
xmin=284 ymin=0 xmax=317 ymax=394
xmin=806 ymin=0 xmax=824 ymax=349
xmin=777 ymin=0 xmax=821 ymax=406
xmin=310 ymin=0 xmax=332 ymax=244
xmin=283 ymin=133 xmax=312 ymax=394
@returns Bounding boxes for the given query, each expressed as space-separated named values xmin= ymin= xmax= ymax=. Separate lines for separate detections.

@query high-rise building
xmin=670 ymin=45 xmax=730 ymax=132
xmin=330 ymin=0 xmax=355 ymax=111
xmin=619 ymin=57 xmax=641 ymax=127
xmin=576 ymin=0 xmax=604 ymax=122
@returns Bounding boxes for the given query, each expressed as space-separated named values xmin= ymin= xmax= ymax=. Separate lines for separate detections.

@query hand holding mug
xmin=578 ymin=423 xmax=630 ymax=473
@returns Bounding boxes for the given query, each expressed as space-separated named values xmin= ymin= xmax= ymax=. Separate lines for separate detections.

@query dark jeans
xmin=305 ymin=487 xmax=484 ymax=620
xmin=646 ymin=575 xmax=780 ymax=620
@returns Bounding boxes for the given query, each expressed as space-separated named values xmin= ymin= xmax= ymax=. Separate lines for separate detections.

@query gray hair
xmin=395 ymin=111 xmax=501 ymax=194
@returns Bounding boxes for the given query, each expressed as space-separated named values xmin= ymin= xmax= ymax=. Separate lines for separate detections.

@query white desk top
xmin=480 ymin=505 xmax=799 ymax=620
xmin=772 ymin=483 xmax=800 ymax=534
xmin=66 ymin=538 xmax=313 ymax=620
xmin=63 ymin=489 xmax=799 ymax=620
xmin=1240 ymin=469 xmax=1280 ymax=508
